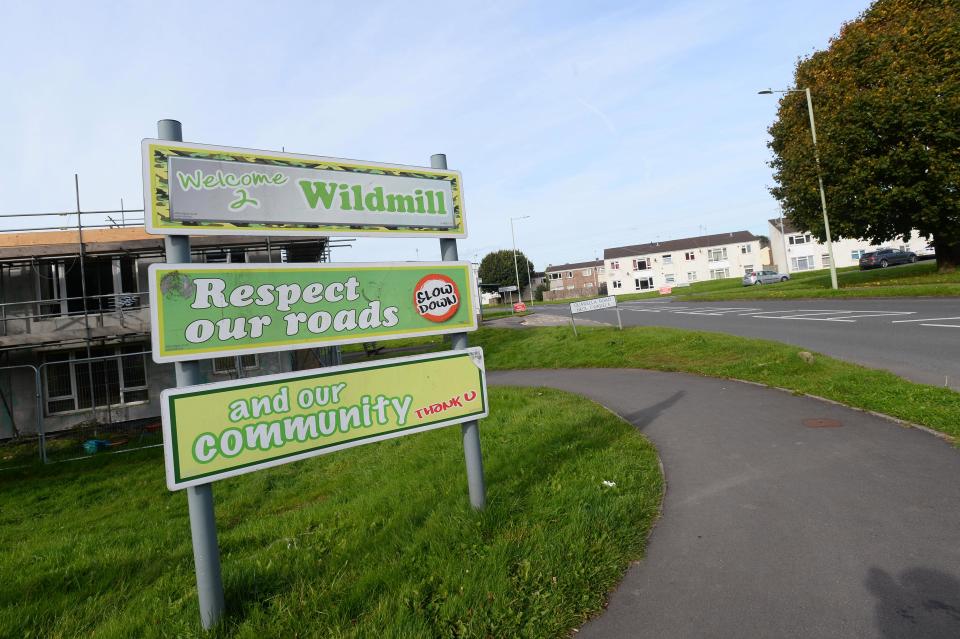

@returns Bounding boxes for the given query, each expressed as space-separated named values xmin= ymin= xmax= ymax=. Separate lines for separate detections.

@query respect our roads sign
xmin=161 ymin=348 xmax=489 ymax=490
xmin=148 ymin=261 xmax=478 ymax=362
xmin=141 ymin=139 xmax=467 ymax=238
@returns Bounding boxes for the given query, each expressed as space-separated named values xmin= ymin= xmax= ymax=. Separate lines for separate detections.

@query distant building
xmin=543 ymin=260 xmax=605 ymax=300
xmin=767 ymin=217 xmax=931 ymax=273
xmin=604 ymin=231 xmax=762 ymax=295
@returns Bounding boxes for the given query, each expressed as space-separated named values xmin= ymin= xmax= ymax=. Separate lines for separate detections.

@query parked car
xmin=917 ymin=242 xmax=936 ymax=260
xmin=859 ymin=247 xmax=917 ymax=270
xmin=742 ymin=269 xmax=790 ymax=286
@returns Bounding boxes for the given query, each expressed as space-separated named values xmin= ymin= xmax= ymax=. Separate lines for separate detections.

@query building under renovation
xmin=0 ymin=210 xmax=347 ymax=453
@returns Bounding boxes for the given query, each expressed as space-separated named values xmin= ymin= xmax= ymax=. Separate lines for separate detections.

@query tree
xmin=768 ymin=0 xmax=960 ymax=271
xmin=478 ymin=250 xmax=534 ymax=290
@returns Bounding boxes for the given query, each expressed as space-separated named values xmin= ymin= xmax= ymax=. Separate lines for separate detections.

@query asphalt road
xmin=534 ymin=297 xmax=960 ymax=390
xmin=490 ymin=369 xmax=960 ymax=638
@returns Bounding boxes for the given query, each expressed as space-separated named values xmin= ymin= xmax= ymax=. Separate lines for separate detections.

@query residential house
xmin=768 ymin=217 xmax=931 ymax=273
xmin=543 ymin=260 xmax=606 ymax=300
xmin=604 ymin=231 xmax=762 ymax=295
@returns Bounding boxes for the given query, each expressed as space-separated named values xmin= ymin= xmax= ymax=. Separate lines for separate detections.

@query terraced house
xmin=604 ymin=231 xmax=764 ymax=295
xmin=543 ymin=260 xmax=605 ymax=300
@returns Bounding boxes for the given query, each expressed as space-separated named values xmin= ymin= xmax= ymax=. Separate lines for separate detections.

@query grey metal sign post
xmin=434 ymin=153 xmax=486 ymax=510
xmin=159 ymin=119 xmax=225 ymax=630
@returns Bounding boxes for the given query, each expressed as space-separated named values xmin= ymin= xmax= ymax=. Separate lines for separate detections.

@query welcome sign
xmin=141 ymin=139 xmax=467 ymax=238
xmin=162 ymin=349 xmax=488 ymax=490
xmin=149 ymin=261 xmax=477 ymax=363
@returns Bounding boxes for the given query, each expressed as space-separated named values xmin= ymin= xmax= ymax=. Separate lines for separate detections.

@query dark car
xmin=859 ymin=247 xmax=917 ymax=270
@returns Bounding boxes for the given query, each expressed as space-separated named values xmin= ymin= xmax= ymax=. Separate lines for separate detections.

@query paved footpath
xmin=489 ymin=369 xmax=960 ymax=638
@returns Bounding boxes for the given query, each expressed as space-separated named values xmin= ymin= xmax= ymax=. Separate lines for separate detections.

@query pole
xmin=433 ymin=153 xmax=486 ymax=511
xmin=615 ymin=305 xmax=622 ymax=330
xmin=510 ymin=218 xmax=522 ymax=304
xmin=160 ymin=118 xmax=225 ymax=630
xmin=570 ymin=314 xmax=578 ymax=337
xmin=525 ymin=259 xmax=534 ymax=303
xmin=804 ymin=88 xmax=838 ymax=290
xmin=779 ymin=213 xmax=789 ymax=273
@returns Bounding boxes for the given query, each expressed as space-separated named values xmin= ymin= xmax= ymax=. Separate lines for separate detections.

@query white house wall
xmin=768 ymin=222 xmax=931 ymax=273
xmin=604 ymin=239 xmax=763 ymax=295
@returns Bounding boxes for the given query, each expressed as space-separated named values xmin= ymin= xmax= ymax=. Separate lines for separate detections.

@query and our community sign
xmin=149 ymin=261 xmax=477 ymax=362
xmin=141 ymin=140 xmax=466 ymax=238
xmin=162 ymin=349 xmax=488 ymax=490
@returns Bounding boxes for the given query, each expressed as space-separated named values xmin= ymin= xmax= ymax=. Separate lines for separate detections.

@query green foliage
xmin=768 ymin=0 xmax=960 ymax=270
xmin=0 ymin=388 xmax=662 ymax=638
xmin=479 ymin=250 xmax=535 ymax=290
xmin=534 ymin=283 xmax=549 ymax=301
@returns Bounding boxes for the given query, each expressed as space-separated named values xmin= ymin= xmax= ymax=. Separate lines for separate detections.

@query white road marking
xmin=821 ymin=312 xmax=914 ymax=320
xmin=921 ymin=324 xmax=960 ymax=328
xmin=891 ymin=316 xmax=960 ymax=324
xmin=753 ymin=315 xmax=856 ymax=323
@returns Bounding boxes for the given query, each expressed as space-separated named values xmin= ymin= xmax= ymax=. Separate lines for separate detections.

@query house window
xmin=684 ymin=251 xmax=696 ymax=261
xmin=789 ymin=233 xmax=813 ymax=245
xmin=709 ymin=268 xmax=730 ymax=280
xmin=632 ymin=258 xmax=649 ymax=270
xmin=821 ymin=254 xmax=832 ymax=268
xmin=851 ymin=249 xmax=866 ymax=259
xmin=662 ymin=254 xmax=673 ymax=265
xmin=585 ymin=282 xmax=594 ymax=288
xmin=566 ymin=285 xmax=575 ymax=290
xmin=582 ymin=268 xmax=592 ymax=276
xmin=612 ymin=281 xmax=623 ymax=289
xmin=687 ymin=271 xmax=697 ymax=282
xmin=744 ymin=265 xmax=755 ymax=275
xmin=610 ymin=261 xmax=620 ymax=270
xmin=791 ymin=256 xmax=815 ymax=271
xmin=635 ymin=277 xmax=654 ymax=290
xmin=44 ymin=345 xmax=148 ymax=415
xmin=566 ymin=271 xmax=573 ymax=278
xmin=213 ymin=354 xmax=260 ymax=375
xmin=741 ymin=245 xmax=752 ymax=254
xmin=665 ymin=274 xmax=675 ymax=284
xmin=549 ymin=272 xmax=562 ymax=280
xmin=707 ymin=248 xmax=727 ymax=262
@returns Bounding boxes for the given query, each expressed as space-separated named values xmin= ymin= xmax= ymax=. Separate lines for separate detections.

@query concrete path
xmin=489 ymin=369 xmax=960 ymax=638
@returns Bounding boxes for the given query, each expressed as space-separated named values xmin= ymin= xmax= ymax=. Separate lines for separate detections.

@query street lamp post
xmin=760 ymin=87 xmax=838 ymax=290
xmin=510 ymin=215 xmax=531 ymax=303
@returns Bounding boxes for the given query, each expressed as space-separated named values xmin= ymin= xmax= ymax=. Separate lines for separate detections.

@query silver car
xmin=742 ymin=269 xmax=790 ymax=286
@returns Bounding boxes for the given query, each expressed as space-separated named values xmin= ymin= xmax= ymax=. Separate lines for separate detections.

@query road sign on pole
xmin=162 ymin=349 xmax=488 ymax=490
xmin=148 ymin=262 xmax=478 ymax=363
xmin=142 ymin=140 xmax=467 ymax=239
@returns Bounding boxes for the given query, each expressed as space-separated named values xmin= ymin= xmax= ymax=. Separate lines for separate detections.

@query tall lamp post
xmin=510 ymin=215 xmax=531 ymax=303
xmin=760 ymin=87 xmax=838 ymax=290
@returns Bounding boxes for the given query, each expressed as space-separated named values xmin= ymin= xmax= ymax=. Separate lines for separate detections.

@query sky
xmin=0 ymin=0 xmax=871 ymax=270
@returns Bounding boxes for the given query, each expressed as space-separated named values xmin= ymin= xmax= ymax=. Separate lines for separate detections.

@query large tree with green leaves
xmin=478 ymin=250 xmax=534 ymax=289
xmin=768 ymin=0 xmax=959 ymax=271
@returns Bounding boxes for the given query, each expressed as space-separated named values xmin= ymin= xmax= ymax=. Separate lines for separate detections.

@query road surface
xmin=534 ymin=297 xmax=960 ymax=389
xmin=490 ymin=368 xmax=960 ymax=638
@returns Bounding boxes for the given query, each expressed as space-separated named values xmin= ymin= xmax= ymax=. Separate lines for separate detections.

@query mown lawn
xmin=0 ymin=387 xmax=662 ymax=639
xmin=669 ymin=261 xmax=960 ymax=300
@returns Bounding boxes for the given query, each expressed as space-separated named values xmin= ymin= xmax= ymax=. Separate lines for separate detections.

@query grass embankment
xmin=670 ymin=261 xmax=960 ymax=301
xmin=342 ymin=327 xmax=960 ymax=441
xmin=472 ymin=327 xmax=960 ymax=440
xmin=0 ymin=388 xmax=662 ymax=639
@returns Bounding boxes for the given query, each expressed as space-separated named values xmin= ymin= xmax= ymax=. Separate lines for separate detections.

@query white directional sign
xmin=498 ymin=285 xmax=518 ymax=293
xmin=570 ymin=296 xmax=617 ymax=314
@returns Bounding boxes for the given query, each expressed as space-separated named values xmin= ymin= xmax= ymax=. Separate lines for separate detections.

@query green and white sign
xmin=162 ymin=348 xmax=488 ymax=490
xmin=141 ymin=139 xmax=466 ymax=238
xmin=148 ymin=261 xmax=477 ymax=363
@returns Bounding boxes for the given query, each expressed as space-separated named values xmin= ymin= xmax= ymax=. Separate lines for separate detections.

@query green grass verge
xmin=668 ymin=261 xmax=960 ymax=301
xmin=482 ymin=309 xmax=532 ymax=321
xmin=471 ymin=327 xmax=960 ymax=440
xmin=0 ymin=387 xmax=662 ymax=639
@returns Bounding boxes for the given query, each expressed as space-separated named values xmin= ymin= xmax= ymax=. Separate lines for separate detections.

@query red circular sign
xmin=413 ymin=274 xmax=461 ymax=323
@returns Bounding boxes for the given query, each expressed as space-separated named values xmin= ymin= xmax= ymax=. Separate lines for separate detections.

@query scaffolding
xmin=0 ymin=202 xmax=351 ymax=464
